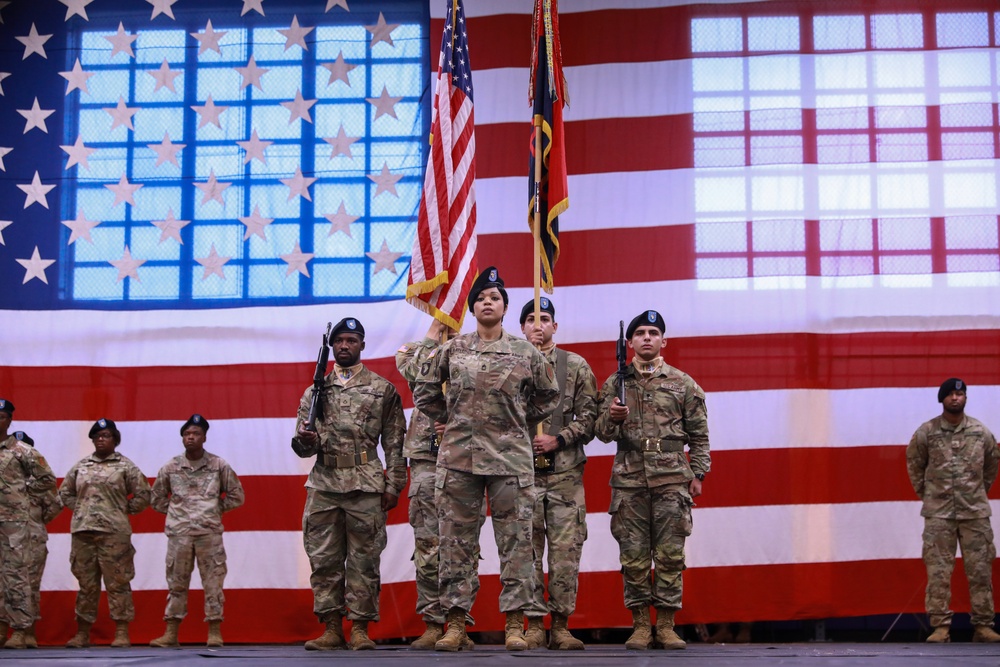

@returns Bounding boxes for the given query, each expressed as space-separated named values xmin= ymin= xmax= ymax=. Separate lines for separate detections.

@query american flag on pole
xmin=406 ymin=0 xmax=477 ymax=330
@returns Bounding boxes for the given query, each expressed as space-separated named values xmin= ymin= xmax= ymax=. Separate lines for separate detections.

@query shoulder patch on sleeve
xmin=428 ymin=349 xmax=437 ymax=358
xmin=397 ymin=344 xmax=410 ymax=353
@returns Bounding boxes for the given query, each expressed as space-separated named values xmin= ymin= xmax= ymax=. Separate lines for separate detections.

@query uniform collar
xmin=332 ymin=362 xmax=366 ymax=387
xmin=632 ymin=356 xmax=664 ymax=376
xmin=88 ymin=451 xmax=122 ymax=463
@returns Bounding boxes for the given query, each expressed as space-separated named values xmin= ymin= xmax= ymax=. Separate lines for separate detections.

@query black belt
xmin=317 ymin=447 xmax=379 ymax=468
xmin=619 ymin=437 xmax=686 ymax=453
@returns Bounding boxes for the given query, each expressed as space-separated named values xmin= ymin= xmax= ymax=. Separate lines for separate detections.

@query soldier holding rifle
xmin=292 ymin=318 xmax=406 ymax=651
xmin=595 ymin=310 xmax=711 ymax=651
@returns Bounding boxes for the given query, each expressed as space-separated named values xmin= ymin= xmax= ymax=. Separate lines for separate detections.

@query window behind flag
xmin=33 ymin=2 xmax=431 ymax=308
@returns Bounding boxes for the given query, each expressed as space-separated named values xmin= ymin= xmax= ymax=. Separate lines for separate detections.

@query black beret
xmin=14 ymin=431 xmax=33 ymax=446
xmin=330 ymin=317 xmax=365 ymax=340
xmin=626 ymin=310 xmax=666 ymax=339
xmin=0 ymin=398 xmax=13 ymax=414
xmin=519 ymin=296 xmax=555 ymax=326
xmin=938 ymin=378 xmax=967 ymax=403
xmin=467 ymin=266 xmax=508 ymax=310
xmin=181 ymin=414 xmax=210 ymax=435
xmin=89 ymin=418 xmax=121 ymax=443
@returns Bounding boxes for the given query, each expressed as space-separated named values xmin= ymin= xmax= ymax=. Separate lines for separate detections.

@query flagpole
xmin=533 ymin=115 xmax=543 ymax=324
xmin=533 ymin=113 xmax=544 ymax=440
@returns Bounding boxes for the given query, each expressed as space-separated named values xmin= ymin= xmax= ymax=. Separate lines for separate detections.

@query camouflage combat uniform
xmin=906 ymin=414 xmax=1000 ymax=628
xmin=25 ymin=447 xmax=62 ymax=624
xmin=59 ymin=452 xmax=151 ymax=623
xmin=0 ymin=435 xmax=56 ymax=630
xmin=412 ymin=329 xmax=559 ymax=614
xmin=291 ymin=363 xmax=406 ymax=622
xmin=594 ymin=358 xmax=711 ymax=611
xmin=151 ymin=452 xmax=245 ymax=622
xmin=396 ymin=337 xmax=451 ymax=625
xmin=528 ymin=345 xmax=598 ymax=617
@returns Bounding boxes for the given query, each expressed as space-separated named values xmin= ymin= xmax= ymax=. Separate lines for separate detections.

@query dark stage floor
xmin=1 ymin=643 xmax=999 ymax=667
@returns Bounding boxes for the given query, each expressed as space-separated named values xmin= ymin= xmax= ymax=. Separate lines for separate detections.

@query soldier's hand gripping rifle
xmin=616 ymin=320 xmax=627 ymax=407
xmin=305 ymin=322 xmax=333 ymax=432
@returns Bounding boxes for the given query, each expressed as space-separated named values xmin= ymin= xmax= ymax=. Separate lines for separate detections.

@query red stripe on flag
xmin=41 ymin=446 xmax=1000 ymax=535
xmin=34 ymin=560 xmax=991 ymax=644
xmin=6 ymin=330 xmax=1000 ymax=421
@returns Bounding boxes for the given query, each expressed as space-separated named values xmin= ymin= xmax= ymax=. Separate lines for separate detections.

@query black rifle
xmin=616 ymin=320 xmax=627 ymax=406
xmin=304 ymin=322 xmax=333 ymax=432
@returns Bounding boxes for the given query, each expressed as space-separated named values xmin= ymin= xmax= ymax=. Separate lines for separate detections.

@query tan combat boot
xmin=654 ymin=608 xmax=686 ymax=649
xmin=349 ymin=620 xmax=376 ymax=650
xmin=4 ymin=629 xmax=27 ymax=650
xmin=207 ymin=620 xmax=224 ymax=647
xmin=549 ymin=613 xmax=584 ymax=650
xmin=0 ymin=620 xmax=8 ymax=647
xmin=65 ymin=618 xmax=92 ymax=648
xmin=410 ymin=621 xmax=443 ymax=650
xmin=24 ymin=624 xmax=37 ymax=649
xmin=625 ymin=606 xmax=652 ymax=650
xmin=304 ymin=613 xmax=345 ymax=650
xmin=524 ymin=616 xmax=546 ymax=649
xmin=973 ymin=625 xmax=1000 ymax=642
xmin=150 ymin=619 xmax=181 ymax=647
xmin=504 ymin=611 xmax=528 ymax=651
xmin=435 ymin=607 xmax=469 ymax=651
xmin=926 ymin=625 xmax=950 ymax=643
xmin=110 ymin=621 xmax=131 ymax=648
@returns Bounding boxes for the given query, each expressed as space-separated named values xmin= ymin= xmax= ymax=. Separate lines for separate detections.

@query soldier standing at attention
xmin=519 ymin=298 xmax=598 ymax=650
xmin=292 ymin=317 xmax=406 ymax=651
xmin=412 ymin=267 xmax=560 ymax=652
xmin=594 ymin=311 xmax=710 ymax=651
xmin=907 ymin=378 xmax=1000 ymax=643
xmin=0 ymin=401 xmax=57 ymax=650
xmin=149 ymin=414 xmax=245 ymax=648
xmin=60 ymin=418 xmax=151 ymax=649
xmin=9 ymin=430 xmax=61 ymax=649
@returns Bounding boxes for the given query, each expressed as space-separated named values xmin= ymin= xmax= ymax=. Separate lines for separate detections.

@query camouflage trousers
xmin=436 ymin=467 xmax=537 ymax=614
xmin=609 ymin=483 xmax=692 ymax=610
xmin=303 ymin=488 xmax=386 ymax=622
xmin=70 ymin=531 xmax=136 ymax=623
xmin=922 ymin=516 xmax=997 ymax=627
xmin=162 ymin=533 xmax=228 ymax=622
xmin=529 ymin=464 xmax=588 ymax=617
xmin=409 ymin=460 xmax=447 ymax=624
xmin=26 ymin=521 xmax=47 ymax=622
xmin=0 ymin=521 xmax=34 ymax=629
xmin=409 ymin=461 xmax=487 ymax=624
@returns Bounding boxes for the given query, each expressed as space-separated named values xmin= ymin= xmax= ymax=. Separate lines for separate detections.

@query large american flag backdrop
xmin=3 ymin=0 xmax=1000 ymax=645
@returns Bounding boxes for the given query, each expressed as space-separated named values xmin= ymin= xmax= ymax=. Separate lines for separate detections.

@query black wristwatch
xmin=694 ymin=473 xmax=705 ymax=481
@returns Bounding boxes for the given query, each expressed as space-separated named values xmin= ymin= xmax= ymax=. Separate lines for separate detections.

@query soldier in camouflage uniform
xmin=906 ymin=378 xmax=1000 ymax=643
xmin=412 ymin=267 xmax=560 ymax=652
xmin=519 ymin=298 xmax=597 ymax=650
xmin=150 ymin=414 xmax=245 ymax=648
xmin=595 ymin=310 xmax=710 ymax=651
xmin=12 ymin=430 xmax=62 ymax=649
xmin=0 ymin=401 xmax=57 ymax=650
xmin=292 ymin=317 xmax=406 ymax=651
xmin=395 ymin=320 xmax=480 ymax=650
xmin=59 ymin=418 xmax=151 ymax=649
